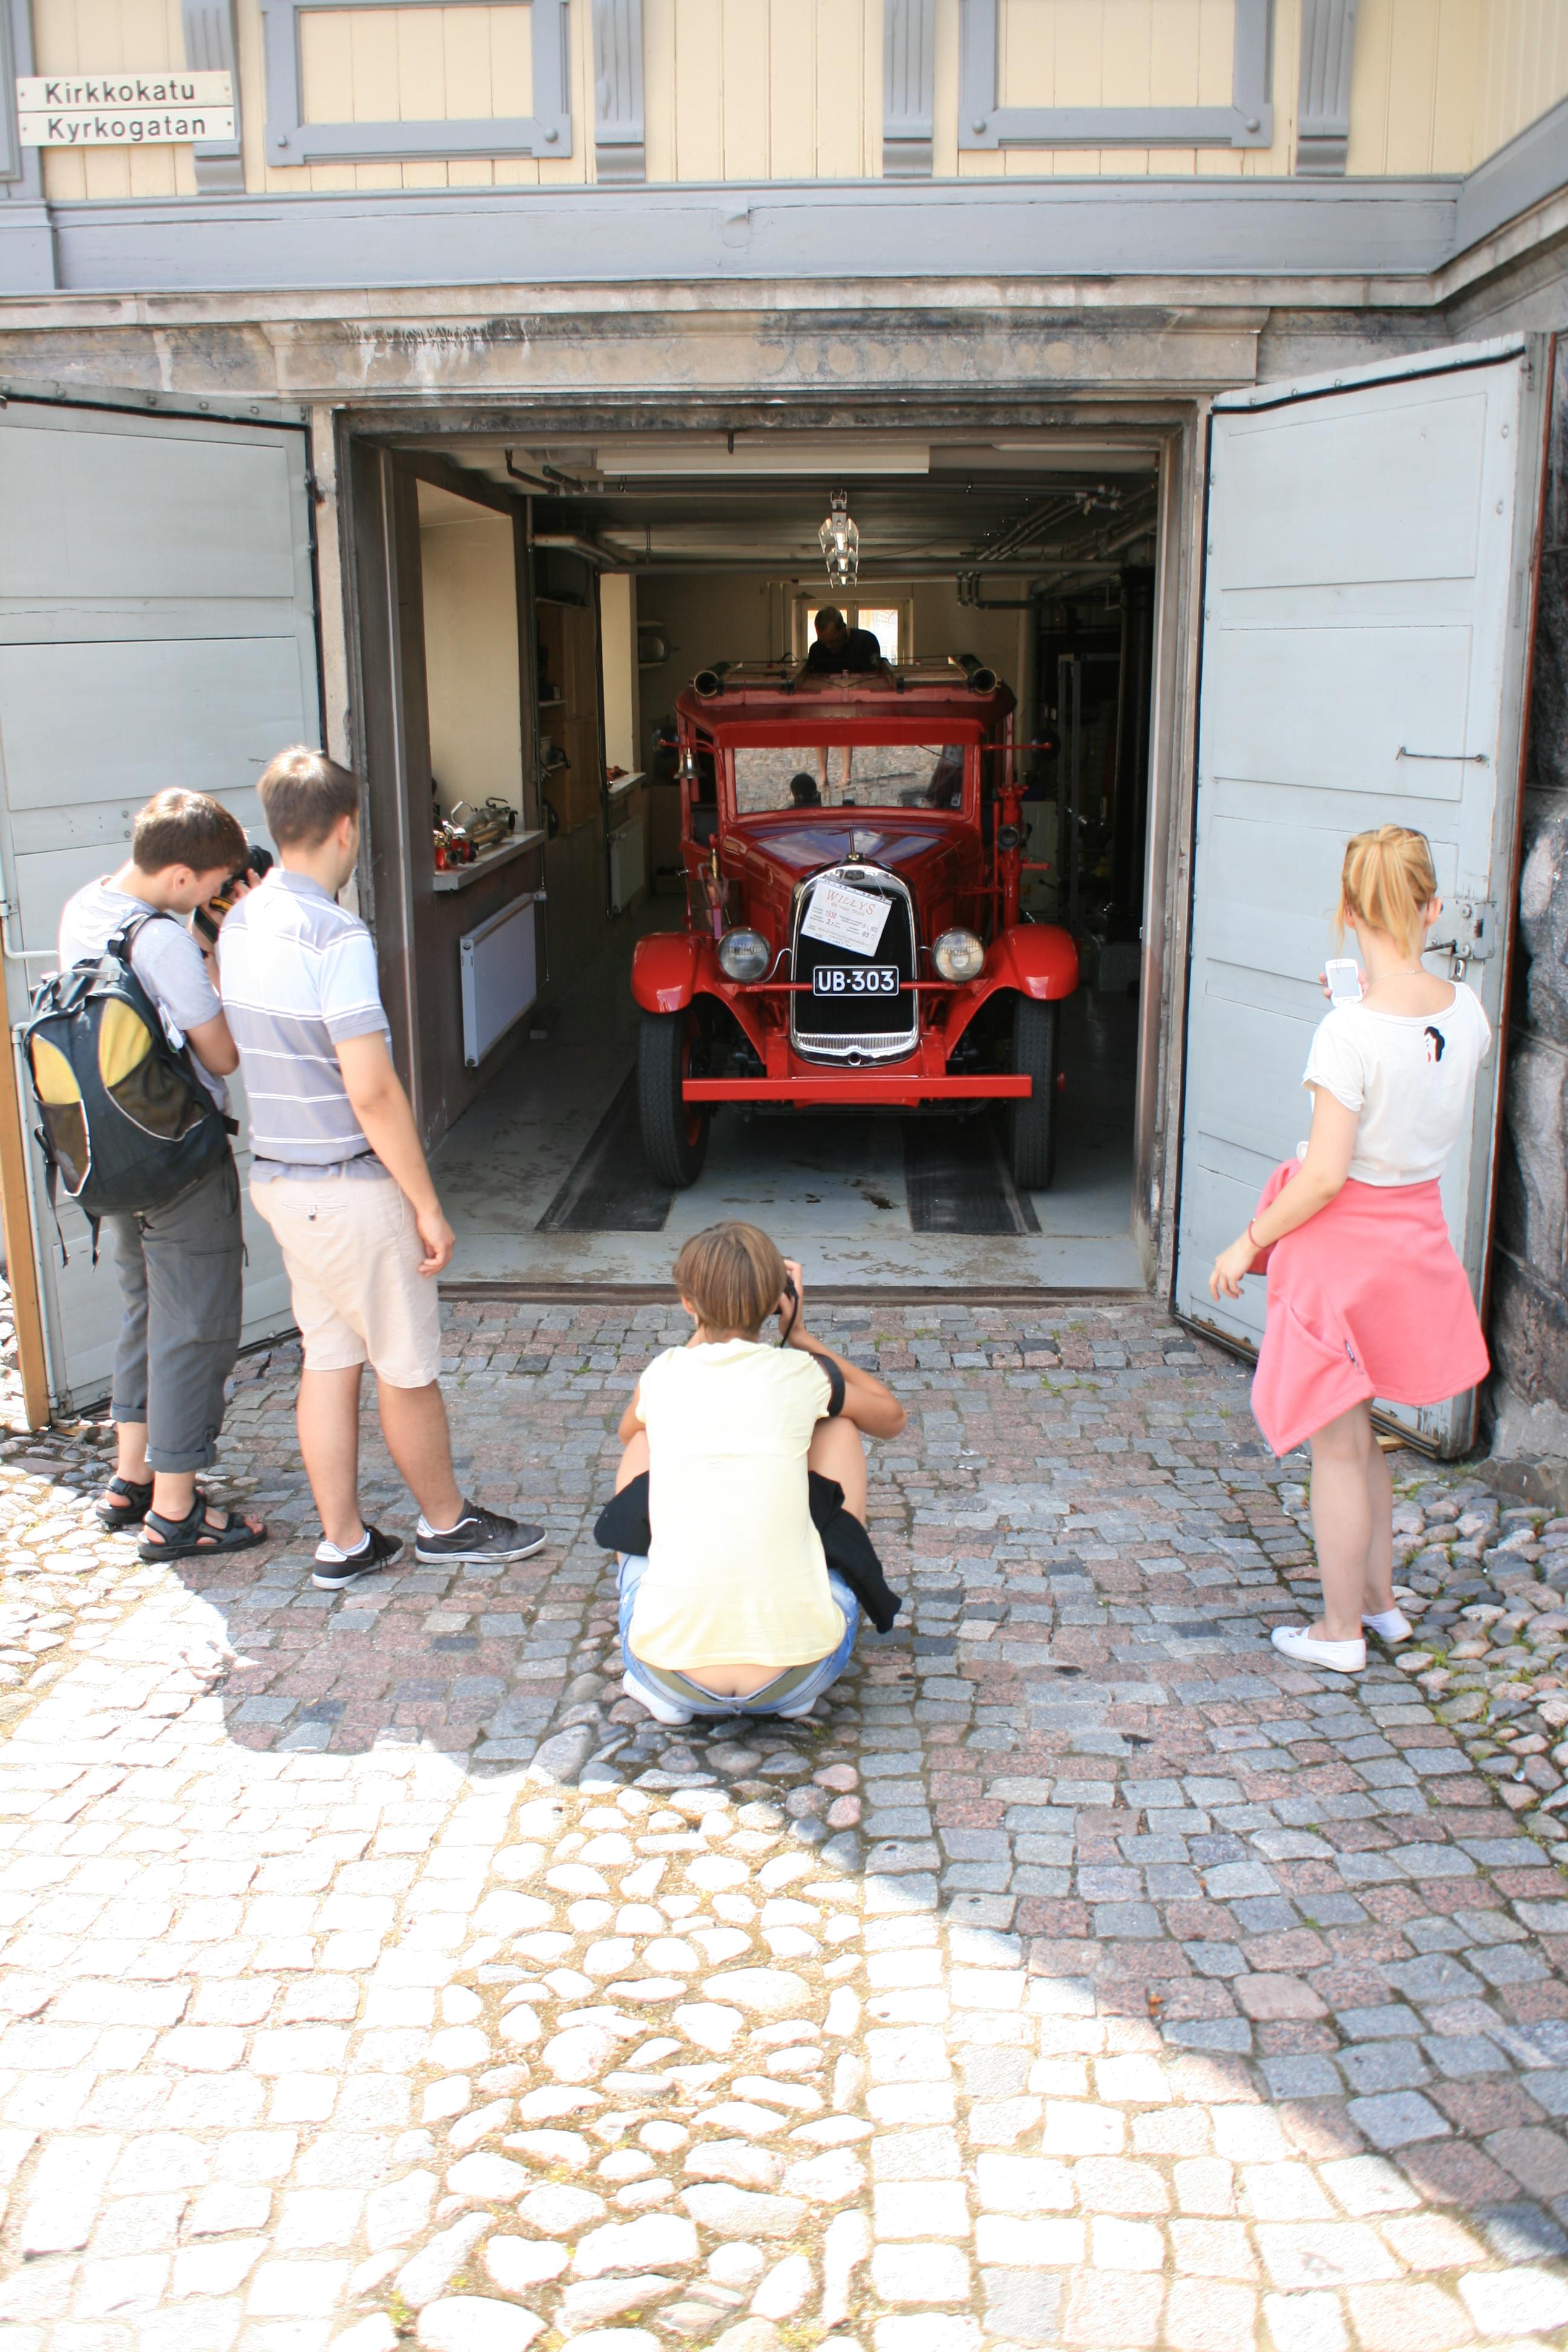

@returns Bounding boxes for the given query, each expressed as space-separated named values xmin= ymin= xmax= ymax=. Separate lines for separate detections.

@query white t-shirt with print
xmin=1301 ymin=981 xmax=1492 ymax=1186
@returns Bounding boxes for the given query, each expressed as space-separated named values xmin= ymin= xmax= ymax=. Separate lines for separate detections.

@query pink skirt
xmin=1249 ymin=1161 xmax=1489 ymax=1457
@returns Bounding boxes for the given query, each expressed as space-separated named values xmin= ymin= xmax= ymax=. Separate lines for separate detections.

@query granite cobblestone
xmin=0 ymin=1299 xmax=1566 ymax=2352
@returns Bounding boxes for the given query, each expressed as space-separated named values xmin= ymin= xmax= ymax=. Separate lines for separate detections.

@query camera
xmin=194 ymin=844 xmax=274 ymax=946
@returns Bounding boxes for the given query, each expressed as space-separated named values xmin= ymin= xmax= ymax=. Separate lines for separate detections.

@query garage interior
xmin=366 ymin=428 xmax=1163 ymax=1290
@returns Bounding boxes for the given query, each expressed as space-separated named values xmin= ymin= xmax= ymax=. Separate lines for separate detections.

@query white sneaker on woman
xmin=622 ymin=1672 xmax=694 ymax=1726
xmin=1271 ymin=1625 xmax=1366 ymax=1673
xmin=1362 ymin=1607 xmax=1413 ymax=1642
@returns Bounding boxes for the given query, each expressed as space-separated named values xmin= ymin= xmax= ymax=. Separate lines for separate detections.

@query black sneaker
xmin=414 ymin=1501 xmax=547 ymax=1566
xmin=312 ymin=1525 xmax=403 ymax=1592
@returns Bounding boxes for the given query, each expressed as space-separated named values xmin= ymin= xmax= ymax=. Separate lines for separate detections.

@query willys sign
xmin=15 ymin=72 xmax=235 ymax=144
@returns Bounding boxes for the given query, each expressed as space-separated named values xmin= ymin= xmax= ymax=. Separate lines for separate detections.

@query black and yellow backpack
xmin=24 ymin=913 xmax=235 ymax=1255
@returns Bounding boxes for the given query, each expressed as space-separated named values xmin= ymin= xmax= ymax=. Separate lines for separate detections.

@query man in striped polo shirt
xmin=220 ymin=748 xmax=544 ymax=1591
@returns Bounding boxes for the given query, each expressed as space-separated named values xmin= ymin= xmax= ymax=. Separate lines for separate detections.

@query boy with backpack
xmin=55 ymin=789 xmax=267 ymax=1558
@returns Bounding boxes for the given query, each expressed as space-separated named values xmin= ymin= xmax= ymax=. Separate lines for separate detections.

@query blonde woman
xmin=1210 ymin=826 xmax=1491 ymax=1673
xmin=603 ymin=1222 xmax=907 ymax=1725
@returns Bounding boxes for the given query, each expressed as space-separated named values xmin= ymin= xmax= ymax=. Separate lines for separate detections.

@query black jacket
xmin=594 ymin=1469 xmax=902 ymax=1635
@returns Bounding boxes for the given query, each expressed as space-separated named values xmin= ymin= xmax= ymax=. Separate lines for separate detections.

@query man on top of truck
xmin=799 ymin=607 xmax=892 ymax=681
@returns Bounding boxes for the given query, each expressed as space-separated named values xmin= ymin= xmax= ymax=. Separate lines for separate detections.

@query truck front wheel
xmin=639 ymin=1010 xmax=710 ymax=1188
xmin=1008 ymin=998 xmax=1059 ymax=1191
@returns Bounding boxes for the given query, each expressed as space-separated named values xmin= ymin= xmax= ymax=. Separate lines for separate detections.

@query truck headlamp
xmin=932 ymin=928 xmax=985 ymax=983
xmin=717 ymin=929 xmax=770 ymax=982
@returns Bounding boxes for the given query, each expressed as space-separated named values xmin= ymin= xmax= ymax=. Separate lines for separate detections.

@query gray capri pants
xmin=108 ymin=1152 xmax=244 ymax=1474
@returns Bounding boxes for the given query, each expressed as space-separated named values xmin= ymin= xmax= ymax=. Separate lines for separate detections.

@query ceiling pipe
xmin=503 ymin=449 xmax=553 ymax=494
xmin=958 ymin=574 xmax=1040 ymax=610
xmin=583 ymin=551 xmax=1131 ymax=577
xmin=506 ymin=451 xmax=590 ymax=495
xmin=967 ymin=492 xmax=1083 ymax=566
xmin=531 ymin=532 xmax=624 ymax=567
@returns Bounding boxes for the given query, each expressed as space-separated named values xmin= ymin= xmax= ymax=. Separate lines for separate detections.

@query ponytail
xmin=1336 ymin=826 xmax=1437 ymax=960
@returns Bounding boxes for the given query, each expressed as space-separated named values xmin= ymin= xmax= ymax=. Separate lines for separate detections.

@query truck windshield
xmin=732 ymin=743 xmax=965 ymax=813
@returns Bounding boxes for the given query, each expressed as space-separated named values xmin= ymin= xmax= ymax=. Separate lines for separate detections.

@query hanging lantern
xmin=819 ymin=488 xmax=859 ymax=587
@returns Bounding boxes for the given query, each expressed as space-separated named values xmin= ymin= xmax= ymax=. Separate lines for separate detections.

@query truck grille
xmin=789 ymin=864 xmax=919 ymax=1064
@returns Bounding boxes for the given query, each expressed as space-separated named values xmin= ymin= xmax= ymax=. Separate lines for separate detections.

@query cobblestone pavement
xmin=4 ymin=1298 xmax=1568 ymax=2352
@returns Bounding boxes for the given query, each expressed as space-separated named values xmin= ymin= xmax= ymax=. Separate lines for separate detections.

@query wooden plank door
xmin=1175 ymin=337 xmax=1548 ymax=1455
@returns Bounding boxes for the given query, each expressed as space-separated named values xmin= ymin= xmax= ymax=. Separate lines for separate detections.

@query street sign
xmin=16 ymin=71 xmax=234 ymax=145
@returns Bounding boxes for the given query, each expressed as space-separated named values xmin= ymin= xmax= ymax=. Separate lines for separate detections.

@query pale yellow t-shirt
xmin=627 ymin=1338 xmax=845 ymax=1672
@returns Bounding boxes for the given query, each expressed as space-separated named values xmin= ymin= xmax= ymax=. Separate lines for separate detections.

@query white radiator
xmin=459 ymin=892 xmax=539 ymax=1067
xmin=608 ymin=819 xmax=645 ymax=914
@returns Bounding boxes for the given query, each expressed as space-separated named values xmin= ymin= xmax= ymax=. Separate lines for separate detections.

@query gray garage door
xmin=0 ymin=386 xmax=320 ymax=1410
xmin=1175 ymin=335 xmax=1547 ymax=1457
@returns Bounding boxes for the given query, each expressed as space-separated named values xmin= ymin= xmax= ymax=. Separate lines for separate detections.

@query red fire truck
xmin=632 ymin=658 xmax=1079 ymax=1189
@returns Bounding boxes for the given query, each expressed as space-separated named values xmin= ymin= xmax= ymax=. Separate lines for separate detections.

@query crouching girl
xmin=601 ymin=1221 xmax=906 ymax=1724
xmin=1210 ymin=825 xmax=1491 ymax=1673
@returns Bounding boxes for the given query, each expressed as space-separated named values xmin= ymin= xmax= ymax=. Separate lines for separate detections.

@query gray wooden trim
xmin=0 ymin=371 xmax=310 ymax=421
xmin=1456 ymin=93 xmax=1568 ymax=253
xmin=0 ymin=204 xmax=54 ymax=286
xmin=958 ymin=0 xmax=1274 ymax=150
xmin=0 ymin=0 xmax=18 ymax=181
xmin=592 ymin=0 xmax=643 ymax=184
xmin=183 ymin=0 xmax=245 ymax=190
xmin=25 ymin=173 xmax=1469 ymax=297
xmin=1295 ymin=0 xmax=1357 ymax=176
xmin=883 ymin=0 xmax=934 ymax=180
xmin=259 ymin=0 xmax=571 ymax=165
xmin=1 ymin=0 xmax=42 ymax=197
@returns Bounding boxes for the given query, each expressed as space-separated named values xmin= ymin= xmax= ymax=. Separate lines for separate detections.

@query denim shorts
xmin=617 ymin=1551 xmax=859 ymax=1718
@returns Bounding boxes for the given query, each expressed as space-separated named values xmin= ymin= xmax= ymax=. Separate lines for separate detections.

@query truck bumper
xmin=684 ymin=1075 xmax=1031 ymax=1105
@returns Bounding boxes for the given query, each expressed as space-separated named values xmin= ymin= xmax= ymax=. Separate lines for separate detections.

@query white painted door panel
xmin=0 ymin=396 xmax=319 ymax=1410
xmin=1176 ymin=338 xmax=1546 ymax=1457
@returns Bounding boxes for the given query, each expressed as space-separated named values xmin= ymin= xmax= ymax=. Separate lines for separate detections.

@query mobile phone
xmin=1325 ymin=958 xmax=1364 ymax=1005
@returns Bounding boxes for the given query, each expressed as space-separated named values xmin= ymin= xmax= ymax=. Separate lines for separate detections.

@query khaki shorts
xmin=250 ymin=1174 xmax=442 ymax=1388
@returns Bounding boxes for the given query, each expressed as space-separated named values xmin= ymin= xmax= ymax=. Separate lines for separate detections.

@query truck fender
xmin=633 ymin=932 xmax=706 ymax=1014
xmin=987 ymin=923 xmax=1080 ymax=1001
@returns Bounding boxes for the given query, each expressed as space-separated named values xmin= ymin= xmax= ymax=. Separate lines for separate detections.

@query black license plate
xmin=812 ymin=965 xmax=900 ymax=998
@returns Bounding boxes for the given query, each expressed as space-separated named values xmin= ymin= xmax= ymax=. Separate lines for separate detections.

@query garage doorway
xmin=347 ymin=424 xmax=1172 ymax=1292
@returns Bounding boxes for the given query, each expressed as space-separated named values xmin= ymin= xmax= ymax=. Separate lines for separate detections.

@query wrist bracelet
xmin=1248 ymin=1218 xmax=1261 ymax=1250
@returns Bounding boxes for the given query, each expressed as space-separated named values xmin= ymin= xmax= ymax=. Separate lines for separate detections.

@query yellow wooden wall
xmin=1347 ymin=0 xmax=1568 ymax=174
xmin=299 ymin=7 xmax=533 ymax=129
xmin=642 ymin=0 xmax=882 ymax=181
xmin=951 ymin=0 xmax=1295 ymax=177
xmin=28 ymin=0 xmax=1568 ymax=201
xmin=253 ymin=0 xmax=590 ymax=189
xmin=36 ymin=0 xmax=200 ymax=199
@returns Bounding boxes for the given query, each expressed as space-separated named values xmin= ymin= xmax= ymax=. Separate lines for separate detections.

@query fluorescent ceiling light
xmin=592 ymin=437 xmax=929 ymax=477
xmin=988 ymin=443 xmax=1159 ymax=465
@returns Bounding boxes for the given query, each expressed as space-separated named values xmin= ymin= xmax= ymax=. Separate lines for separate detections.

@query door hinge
xmin=1428 ymin=897 xmax=1496 ymax=968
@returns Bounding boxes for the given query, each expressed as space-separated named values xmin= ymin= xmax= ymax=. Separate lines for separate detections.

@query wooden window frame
xmin=258 ymin=0 xmax=571 ymax=165
xmin=792 ymin=595 xmax=915 ymax=664
xmin=958 ymin=0 xmax=1275 ymax=154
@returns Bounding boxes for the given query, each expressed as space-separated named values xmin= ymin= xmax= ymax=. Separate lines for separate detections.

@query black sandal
xmin=138 ymin=1489 xmax=267 ymax=1561
xmin=96 ymin=1476 xmax=153 ymax=1531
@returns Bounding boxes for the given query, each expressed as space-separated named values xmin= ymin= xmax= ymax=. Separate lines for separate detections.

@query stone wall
xmin=1489 ymin=347 xmax=1568 ymax=1475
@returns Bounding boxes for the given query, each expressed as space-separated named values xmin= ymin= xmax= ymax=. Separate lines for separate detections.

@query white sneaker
xmin=1272 ymin=1624 xmax=1367 ymax=1673
xmin=1363 ymin=1607 xmax=1413 ymax=1642
xmin=769 ymin=1696 xmax=818 ymax=1720
xmin=621 ymin=1671 xmax=694 ymax=1726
